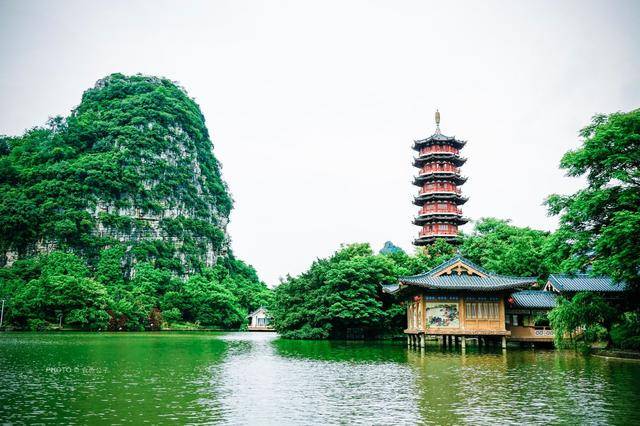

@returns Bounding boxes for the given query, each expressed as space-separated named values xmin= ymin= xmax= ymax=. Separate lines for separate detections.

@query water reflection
xmin=1 ymin=332 xmax=639 ymax=425
xmin=0 ymin=332 xmax=229 ymax=424
xmin=204 ymin=332 xmax=420 ymax=424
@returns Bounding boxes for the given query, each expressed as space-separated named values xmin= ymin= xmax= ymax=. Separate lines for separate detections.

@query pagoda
xmin=412 ymin=111 xmax=468 ymax=245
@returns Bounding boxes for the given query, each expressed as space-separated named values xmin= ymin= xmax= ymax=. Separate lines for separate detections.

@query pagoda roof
xmin=413 ymin=174 xmax=467 ymax=186
xmin=414 ymin=193 xmax=468 ymax=206
xmin=546 ymin=274 xmax=626 ymax=293
xmin=413 ymin=132 xmax=466 ymax=150
xmin=414 ymin=155 xmax=467 ymax=168
xmin=509 ymin=290 xmax=558 ymax=309
xmin=396 ymin=255 xmax=536 ymax=292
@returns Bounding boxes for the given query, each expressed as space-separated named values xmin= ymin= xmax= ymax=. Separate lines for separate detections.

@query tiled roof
xmin=547 ymin=274 xmax=626 ymax=293
xmin=381 ymin=284 xmax=400 ymax=294
xmin=399 ymin=274 xmax=535 ymax=291
xmin=415 ymin=133 xmax=462 ymax=143
xmin=424 ymin=255 xmax=492 ymax=277
xmin=510 ymin=290 xmax=558 ymax=309
xmin=398 ymin=255 xmax=536 ymax=291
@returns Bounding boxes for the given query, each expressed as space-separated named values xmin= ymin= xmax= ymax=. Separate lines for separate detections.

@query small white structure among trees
xmin=248 ymin=307 xmax=273 ymax=331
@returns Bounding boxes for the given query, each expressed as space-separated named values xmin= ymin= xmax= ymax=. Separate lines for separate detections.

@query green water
xmin=1 ymin=332 xmax=639 ymax=425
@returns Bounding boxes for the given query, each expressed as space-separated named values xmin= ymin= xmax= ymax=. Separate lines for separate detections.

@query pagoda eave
xmin=413 ymin=155 xmax=467 ymax=168
xmin=413 ymin=216 xmax=470 ymax=226
xmin=413 ymin=175 xmax=468 ymax=186
xmin=414 ymin=235 xmax=461 ymax=246
xmin=413 ymin=194 xmax=468 ymax=205
xmin=413 ymin=139 xmax=466 ymax=151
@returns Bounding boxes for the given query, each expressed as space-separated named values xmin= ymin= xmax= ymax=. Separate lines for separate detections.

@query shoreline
xmin=592 ymin=348 xmax=640 ymax=361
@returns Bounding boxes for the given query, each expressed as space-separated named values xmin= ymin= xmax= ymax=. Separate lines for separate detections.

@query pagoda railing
xmin=420 ymin=164 xmax=460 ymax=175
xmin=419 ymin=146 xmax=459 ymax=156
xmin=419 ymin=186 xmax=462 ymax=196
xmin=419 ymin=229 xmax=458 ymax=237
xmin=418 ymin=206 xmax=462 ymax=215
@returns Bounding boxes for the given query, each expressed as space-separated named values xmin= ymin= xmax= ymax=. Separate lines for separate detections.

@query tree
xmin=181 ymin=274 xmax=244 ymax=328
xmin=546 ymin=109 xmax=640 ymax=294
xmin=11 ymin=252 xmax=111 ymax=330
xmin=272 ymin=244 xmax=401 ymax=339
xmin=548 ymin=292 xmax=617 ymax=350
xmin=460 ymin=218 xmax=558 ymax=279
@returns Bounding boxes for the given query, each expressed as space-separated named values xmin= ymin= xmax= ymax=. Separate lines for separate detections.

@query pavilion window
xmin=465 ymin=302 xmax=500 ymax=320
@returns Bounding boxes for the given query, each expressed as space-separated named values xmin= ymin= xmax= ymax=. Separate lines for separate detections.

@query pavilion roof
xmin=547 ymin=274 xmax=626 ymax=293
xmin=397 ymin=255 xmax=536 ymax=291
xmin=509 ymin=290 xmax=558 ymax=309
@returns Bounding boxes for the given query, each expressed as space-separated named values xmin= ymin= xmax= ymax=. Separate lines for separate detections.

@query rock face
xmin=0 ymin=74 xmax=233 ymax=275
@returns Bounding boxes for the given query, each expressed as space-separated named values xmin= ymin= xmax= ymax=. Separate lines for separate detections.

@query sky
xmin=1 ymin=0 xmax=639 ymax=285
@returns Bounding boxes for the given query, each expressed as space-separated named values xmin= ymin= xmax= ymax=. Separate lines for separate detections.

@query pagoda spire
xmin=411 ymin=111 xmax=468 ymax=246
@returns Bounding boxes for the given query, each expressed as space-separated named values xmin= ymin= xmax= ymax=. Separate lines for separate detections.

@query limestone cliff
xmin=0 ymin=73 xmax=233 ymax=275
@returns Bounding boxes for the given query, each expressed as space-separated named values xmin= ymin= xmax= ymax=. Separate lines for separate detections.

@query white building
xmin=247 ymin=307 xmax=273 ymax=331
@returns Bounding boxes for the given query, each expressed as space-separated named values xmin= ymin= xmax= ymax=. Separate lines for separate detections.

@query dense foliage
xmin=0 ymin=74 xmax=271 ymax=330
xmin=459 ymin=218 xmax=560 ymax=280
xmin=271 ymin=219 xmax=571 ymax=339
xmin=0 ymin=73 xmax=232 ymax=273
xmin=0 ymin=248 xmax=271 ymax=331
xmin=546 ymin=109 xmax=640 ymax=292
xmin=548 ymin=292 xmax=617 ymax=351
xmin=544 ymin=109 xmax=640 ymax=350
xmin=271 ymin=243 xmax=445 ymax=339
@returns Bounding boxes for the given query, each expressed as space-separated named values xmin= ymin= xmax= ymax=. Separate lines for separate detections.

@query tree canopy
xmin=546 ymin=109 xmax=640 ymax=291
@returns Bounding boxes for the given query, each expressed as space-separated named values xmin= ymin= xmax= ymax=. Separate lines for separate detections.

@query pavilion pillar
xmin=461 ymin=336 xmax=466 ymax=350
xmin=448 ymin=335 xmax=453 ymax=346
xmin=501 ymin=336 xmax=507 ymax=349
xmin=407 ymin=335 xmax=411 ymax=347
xmin=419 ymin=334 xmax=425 ymax=348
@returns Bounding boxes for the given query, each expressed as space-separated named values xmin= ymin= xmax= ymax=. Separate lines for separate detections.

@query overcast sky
xmin=1 ymin=0 xmax=639 ymax=285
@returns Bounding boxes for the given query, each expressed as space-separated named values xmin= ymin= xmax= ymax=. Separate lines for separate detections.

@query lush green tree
xmin=548 ymin=292 xmax=617 ymax=350
xmin=181 ymin=274 xmax=245 ymax=328
xmin=273 ymin=244 xmax=403 ymax=339
xmin=460 ymin=218 xmax=558 ymax=279
xmin=546 ymin=109 xmax=640 ymax=293
xmin=10 ymin=252 xmax=111 ymax=330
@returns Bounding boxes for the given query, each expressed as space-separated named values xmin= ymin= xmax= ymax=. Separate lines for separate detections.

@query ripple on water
xmin=2 ymin=332 xmax=640 ymax=425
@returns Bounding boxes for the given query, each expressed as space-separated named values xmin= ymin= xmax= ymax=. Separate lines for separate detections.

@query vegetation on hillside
xmin=0 ymin=73 xmax=231 ymax=273
xmin=0 ymin=74 xmax=270 ymax=330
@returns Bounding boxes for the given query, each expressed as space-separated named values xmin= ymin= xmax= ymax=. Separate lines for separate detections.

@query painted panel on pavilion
xmin=426 ymin=302 xmax=460 ymax=328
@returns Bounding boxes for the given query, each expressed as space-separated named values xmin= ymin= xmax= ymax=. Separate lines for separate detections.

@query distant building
xmin=412 ymin=111 xmax=468 ymax=246
xmin=379 ymin=241 xmax=404 ymax=255
xmin=247 ymin=307 xmax=274 ymax=331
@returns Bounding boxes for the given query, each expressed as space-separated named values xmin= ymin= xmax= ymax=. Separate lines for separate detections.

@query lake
xmin=1 ymin=332 xmax=639 ymax=425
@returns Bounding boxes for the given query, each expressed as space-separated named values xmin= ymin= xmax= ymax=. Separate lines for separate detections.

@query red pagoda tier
xmin=412 ymin=111 xmax=468 ymax=245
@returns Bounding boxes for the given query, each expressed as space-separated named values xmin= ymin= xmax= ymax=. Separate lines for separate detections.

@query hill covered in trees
xmin=0 ymin=74 xmax=271 ymax=330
